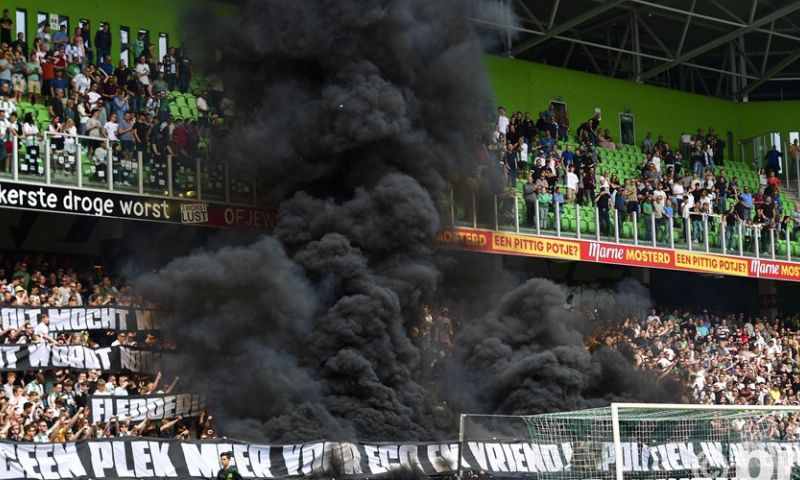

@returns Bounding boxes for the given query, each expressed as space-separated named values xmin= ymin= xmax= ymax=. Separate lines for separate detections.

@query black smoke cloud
xmin=137 ymin=0 xmax=679 ymax=444
xmin=450 ymin=277 xmax=676 ymax=416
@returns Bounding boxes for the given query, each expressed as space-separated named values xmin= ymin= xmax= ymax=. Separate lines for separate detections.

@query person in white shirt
xmin=496 ymin=106 xmax=508 ymax=142
xmin=516 ymin=137 xmax=528 ymax=173
xmin=72 ymin=68 xmax=91 ymax=93
xmin=565 ymin=165 xmax=579 ymax=204
xmin=103 ymin=112 xmax=119 ymax=141
xmin=196 ymin=92 xmax=209 ymax=128
xmin=651 ymin=151 xmax=662 ymax=172
xmin=135 ymin=55 xmax=152 ymax=96
xmin=33 ymin=315 xmax=55 ymax=344
xmin=0 ymin=109 xmax=8 ymax=173
xmin=21 ymin=112 xmax=39 ymax=147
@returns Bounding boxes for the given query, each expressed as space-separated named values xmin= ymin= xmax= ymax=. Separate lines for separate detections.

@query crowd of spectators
xmin=597 ymin=308 xmax=800 ymax=411
xmin=0 ymin=252 xmax=215 ymax=442
xmin=492 ymin=104 xmax=798 ymax=250
xmin=0 ymin=17 xmax=233 ymax=192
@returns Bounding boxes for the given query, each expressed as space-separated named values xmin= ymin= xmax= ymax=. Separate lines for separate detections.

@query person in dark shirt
xmin=176 ymin=46 xmax=192 ymax=93
xmin=216 ymin=452 xmax=243 ymax=480
xmin=595 ymin=187 xmax=611 ymax=235
xmin=505 ymin=143 xmax=517 ymax=188
xmin=133 ymin=113 xmax=150 ymax=152
xmin=765 ymin=145 xmax=782 ymax=176
xmin=0 ymin=10 xmax=12 ymax=47
xmin=47 ymin=90 xmax=65 ymax=122
xmin=506 ymin=124 xmax=521 ymax=145
xmin=520 ymin=112 xmax=536 ymax=145
xmin=535 ymin=112 xmax=547 ymax=134
xmin=94 ymin=23 xmax=112 ymax=64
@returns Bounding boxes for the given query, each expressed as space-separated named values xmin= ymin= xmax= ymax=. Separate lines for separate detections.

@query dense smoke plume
xmin=137 ymin=0 xmax=678 ymax=443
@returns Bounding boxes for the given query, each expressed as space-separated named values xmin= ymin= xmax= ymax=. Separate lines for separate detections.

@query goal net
xmin=459 ymin=403 xmax=800 ymax=480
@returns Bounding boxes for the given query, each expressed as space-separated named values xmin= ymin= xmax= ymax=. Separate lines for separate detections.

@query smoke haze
xmin=137 ymin=0 xmax=679 ymax=443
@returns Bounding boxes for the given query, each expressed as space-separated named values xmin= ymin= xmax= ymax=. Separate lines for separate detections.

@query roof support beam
xmin=631 ymin=0 xmax=800 ymax=44
xmin=547 ymin=0 xmax=561 ymax=29
xmin=469 ymin=17 xmax=760 ymax=80
xmin=580 ymin=44 xmax=603 ymax=75
xmin=637 ymin=1 xmax=800 ymax=81
xmin=513 ymin=0 xmax=544 ymax=30
xmin=738 ymin=49 xmax=800 ymax=98
xmin=510 ymin=0 xmax=628 ymax=56
xmin=562 ymin=42 xmax=575 ymax=67
xmin=611 ymin=23 xmax=631 ymax=76
xmin=637 ymin=15 xmax=673 ymax=59
xmin=676 ymin=0 xmax=696 ymax=56
xmin=761 ymin=20 xmax=774 ymax=74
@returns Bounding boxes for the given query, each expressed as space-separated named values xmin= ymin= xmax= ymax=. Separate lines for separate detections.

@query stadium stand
xmin=487 ymin=104 xmax=800 ymax=257
xmin=0 ymin=252 xmax=212 ymax=441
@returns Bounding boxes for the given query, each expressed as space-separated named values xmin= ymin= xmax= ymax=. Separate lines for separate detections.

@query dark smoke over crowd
xmin=137 ymin=0 xmax=677 ymax=442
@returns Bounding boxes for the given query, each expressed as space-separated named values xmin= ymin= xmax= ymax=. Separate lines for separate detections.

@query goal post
xmin=458 ymin=403 xmax=800 ymax=480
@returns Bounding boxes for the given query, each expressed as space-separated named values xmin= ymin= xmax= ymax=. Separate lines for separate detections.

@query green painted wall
xmin=738 ymin=101 xmax=800 ymax=145
xmin=485 ymin=55 xmax=800 ymax=162
xmin=485 ymin=55 xmax=740 ymax=153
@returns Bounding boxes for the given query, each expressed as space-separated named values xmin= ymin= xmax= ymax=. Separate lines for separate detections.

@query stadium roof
xmin=475 ymin=0 xmax=800 ymax=101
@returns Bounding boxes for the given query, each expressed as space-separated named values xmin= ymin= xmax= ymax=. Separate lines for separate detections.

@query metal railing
xmin=451 ymin=189 xmax=797 ymax=263
xmin=0 ymin=131 xmax=259 ymax=206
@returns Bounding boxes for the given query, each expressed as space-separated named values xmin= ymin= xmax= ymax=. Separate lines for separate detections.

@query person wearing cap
xmin=217 ymin=452 xmax=242 ymax=480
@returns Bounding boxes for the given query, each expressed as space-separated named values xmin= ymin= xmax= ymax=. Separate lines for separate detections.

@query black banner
xmin=0 ymin=439 xmax=793 ymax=479
xmin=0 ymin=182 xmax=275 ymax=229
xmin=1 ymin=307 xmax=163 ymax=332
xmin=0 ymin=345 xmax=162 ymax=372
xmin=89 ymin=394 xmax=207 ymax=423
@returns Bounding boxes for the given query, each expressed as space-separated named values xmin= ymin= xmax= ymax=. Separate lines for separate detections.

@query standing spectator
xmin=47 ymin=89 xmax=65 ymax=123
xmin=49 ymin=69 xmax=67 ymax=97
xmin=71 ymin=67 xmax=92 ymax=101
xmin=565 ymin=165 xmax=578 ymax=205
xmin=97 ymin=55 xmax=113 ymax=77
xmin=11 ymin=33 xmax=27 ymax=60
xmin=496 ymin=106 xmax=509 ymax=143
xmin=595 ymin=187 xmax=611 ymax=236
xmin=582 ymin=168 xmax=596 ymax=206
xmin=0 ymin=10 xmax=13 ymax=47
xmin=94 ymin=24 xmax=112 ymax=64
xmin=162 ymin=47 xmax=177 ymax=91
xmin=21 ymin=113 xmax=39 ymax=165
xmin=102 ymin=112 xmax=119 ymax=143
xmin=40 ymin=57 xmax=55 ymax=99
xmin=176 ymin=46 xmax=191 ymax=93
xmin=52 ymin=26 xmax=69 ymax=51
xmin=135 ymin=56 xmax=151 ymax=97
xmin=24 ymin=54 xmax=41 ymax=104
xmin=765 ymin=145 xmax=782 ymax=176
xmin=642 ymin=194 xmax=654 ymax=241
xmin=133 ymin=32 xmax=146 ymax=61
xmin=196 ymin=92 xmax=209 ymax=130
xmin=614 ymin=187 xmax=626 ymax=237
xmin=66 ymin=36 xmax=85 ymax=68
xmin=0 ymin=50 xmax=12 ymax=90
xmin=80 ymin=21 xmax=93 ymax=65
xmin=536 ymin=186 xmax=551 ymax=230
xmin=552 ymin=186 xmax=564 ymax=218
xmin=36 ymin=26 xmax=51 ymax=54
xmin=504 ymin=142 xmax=517 ymax=188
xmin=133 ymin=113 xmax=149 ymax=155
xmin=0 ymin=109 xmax=8 ymax=174
xmin=100 ymin=76 xmax=118 ymax=117
xmin=118 ymin=111 xmax=134 ymax=163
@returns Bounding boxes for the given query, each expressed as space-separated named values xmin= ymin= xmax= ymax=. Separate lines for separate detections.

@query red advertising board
xmin=437 ymin=227 xmax=800 ymax=283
